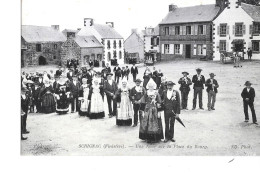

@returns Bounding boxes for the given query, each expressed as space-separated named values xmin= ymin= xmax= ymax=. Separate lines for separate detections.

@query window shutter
xmin=183 ymin=26 xmax=186 ymax=35
xmin=180 ymin=44 xmax=183 ymax=55
xmin=194 ymin=25 xmax=198 ymax=35
xmin=249 ymin=25 xmax=253 ymax=35
xmin=203 ymin=25 xmax=207 ymax=35
xmin=161 ymin=44 xmax=164 ymax=54
xmin=157 ymin=38 xmax=159 ymax=45
xmin=232 ymin=25 xmax=235 ymax=35
xmin=216 ymin=41 xmax=220 ymax=52
xmin=169 ymin=44 xmax=174 ymax=54
xmin=248 ymin=42 xmax=252 ymax=49
xmin=226 ymin=41 xmax=229 ymax=51
xmin=217 ymin=26 xmax=220 ymax=35
xmin=203 ymin=44 xmax=207 ymax=55
xmin=191 ymin=26 xmax=194 ymax=35
xmin=180 ymin=26 xmax=183 ymax=35
xmin=161 ymin=27 xmax=165 ymax=35
xmin=226 ymin=25 xmax=229 ymax=35
xmin=172 ymin=26 xmax=175 ymax=35
xmin=193 ymin=44 xmax=197 ymax=55
xmin=242 ymin=24 xmax=246 ymax=35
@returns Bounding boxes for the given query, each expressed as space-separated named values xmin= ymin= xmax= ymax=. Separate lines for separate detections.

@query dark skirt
xmin=116 ymin=119 xmax=132 ymax=126
xmin=41 ymin=93 xmax=56 ymax=114
xmin=56 ymin=98 xmax=69 ymax=115
xmin=89 ymin=112 xmax=105 ymax=119
xmin=79 ymin=110 xmax=89 ymax=117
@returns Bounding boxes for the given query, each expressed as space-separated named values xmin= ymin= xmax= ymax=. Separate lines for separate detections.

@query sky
xmin=22 ymin=0 xmax=216 ymax=39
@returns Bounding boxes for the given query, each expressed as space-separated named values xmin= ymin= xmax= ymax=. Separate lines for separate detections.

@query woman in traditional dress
xmin=55 ymin=77 xmax=70 ymax=114
xmin=78 ymin=78 xmax=90 ymax=116
xmin=88 ymin=77 xmax=105 ymax=119
xmin=39 ymin=79 xmax=56 ymax=114
xmin=115 ymin=78 xmax=133 ymax=126
xmin=143 ymin=66 xmax=152 ymax=89
xmin=139 ymin=79 xmax=164 ymax=143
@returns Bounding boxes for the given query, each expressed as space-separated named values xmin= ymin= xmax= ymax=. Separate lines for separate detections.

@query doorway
xmin=234 ymin=43 xmax=244 ymax=59
xmin=39 ymin=56 xmax=47 ymax=65
xmin=185 ymin=44 xmax=191 ymax=58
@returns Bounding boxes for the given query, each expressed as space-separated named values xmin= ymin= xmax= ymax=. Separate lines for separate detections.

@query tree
xmin=241 ymin=0 xmax=260 ymax=6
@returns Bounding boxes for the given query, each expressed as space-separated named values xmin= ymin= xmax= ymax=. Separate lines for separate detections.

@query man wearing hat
xmin=104 ymin=73 xmax=118 ymax=118
xmin=67 ymin=69 xmax=74 ymax=81
xmin=178 ymin=72 xmax=192 ymax=110
xmin=33 ymin=82 xmax=42 ymax=113
xmin=241 ymin=81 xmax=257 ymax=124
xmin=69 ymin=75 xmax=81 ymax=113
xmin=130 ymin=79 xmax=146 ymax=127
xmin=56 ymin=66 xmax=63 ymax=77
xmin=113 ymin=64 xmax=121 ymax=83
xmin=192 ymin=68 xmax=206 ymax=110
xmin=161 ymin=81 xmax=181 ymax=142
xmin=205 ymin=73 xmax=219 ymax=111
xmin=131 ymin=64 xmax=138 ymax=82
xmin=21 ymin=87 xmax=30 ymax=140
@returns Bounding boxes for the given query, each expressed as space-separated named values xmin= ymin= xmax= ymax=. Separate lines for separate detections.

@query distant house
xmin=77 ymin=18 xmax=125 ymax=66
xmin=21 ymin=25 xmax=66 ymax=67
xmin=124 ymin=29 xmax=144 ymax=63
xmin=213 ymin=0 xmax=260 ymax=60
xmin=159 ymin=1 xmax=226 ymax=60
xmin=61 ymin=34 xmax=104 ymax=67
xmin=142 ymin=26 xmax=160 ymax=61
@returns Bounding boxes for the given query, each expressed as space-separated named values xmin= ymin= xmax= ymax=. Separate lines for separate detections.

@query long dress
xmin=79 ymin=84 xmax=90 ymax=116
xmin=115 ymin=87 xmax=133 ymax=126
xmin=40 ymin=85 xmax=56 ymax=114
xmin=55 ymin=85 xmax=70 ymax=114
xmin=139 ymin=91 xmax=164 ymax=142
xmin=143 ymin=71 xmax=152 ymax=89
xmin=88 ymin=85 xmax=105 ymax=119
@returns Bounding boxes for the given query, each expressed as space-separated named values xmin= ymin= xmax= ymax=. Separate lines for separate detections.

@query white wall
xmin=144 ymin=36 xmax=160 ymax=53
xmin=103 ymin=38 xmax=124 ymax=65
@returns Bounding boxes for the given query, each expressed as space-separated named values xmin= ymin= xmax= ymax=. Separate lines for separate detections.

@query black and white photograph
xmin=19 ymin=0 xmax=260 ymax=157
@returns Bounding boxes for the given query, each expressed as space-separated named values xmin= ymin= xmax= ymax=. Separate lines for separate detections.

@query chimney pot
xmin=169 ymin=4 xmax=177 ymax=12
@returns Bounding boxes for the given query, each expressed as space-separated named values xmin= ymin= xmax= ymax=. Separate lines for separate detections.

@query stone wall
xmin=60 ymin=38 xmax=81 ymax=66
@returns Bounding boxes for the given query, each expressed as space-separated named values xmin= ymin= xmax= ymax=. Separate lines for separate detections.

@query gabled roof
xmin=62 ymin=29 xmax=79 ymax=33
xmin=93 ymin=24 xmax=123 ymax=39
xmin=160 ymin=4 xmax=220 ymax=24
xmin=74 ymin=35 xmax=103 ymax=48
xmin=241 ymin=3 xmax=260 ymax=22
xmin=22 ymin=25 xmax=66 ymax=42
xmin=124 ymin=32 xmax=144 ymax=44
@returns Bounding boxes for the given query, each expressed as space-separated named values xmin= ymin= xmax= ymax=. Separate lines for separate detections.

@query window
xmin=235 ymin=23 xmax=243 ymax=36
xmin=174 ymin=44 xmax=180 ymax=54
xmin=119 ymin=51 xmax=122 ymax=59
xmin=119 ymin=40 xmax=122 ymax=48
xmin=36 ymin=44 xmax=41 ymax=52
xmin=252 ymin=41 xmax=259 ymax=52
xmin=197 ymin=44 xmax=203 ymax=55
xmin=253 ymin=23 xmax=260 ymax=35
xmin=165 ymin=27 xmax=169 ymax=35
xmin=91 ymin=54 xmax=95 ymax=60
xmin=151 ymin=38 xmax=154 ymax=45
xmin=219 ymin=41 xmax=226 ymax=52
xmin=113 ymin=40 xmax=116 ymax=49
xmin=113 ymin=50 xmax=117 ymax=58
xmin=220 ymin=24 xmax=227 ymax=37
xmin=198 ymin=25 xmax=204 ymax=35
xmin=54 ymin=44 xmax=57 ymax=49
xmin=186 ymin=26 xmax=191 ymax=35
xmin=164 ymin=44 xmax=169 ymax=54
xmin=107 ymin=40 xmax=111 ymax=49
xmin=107 ymin=52 xmax=111 ymax=61
xmin=175 ymin=26 xmax=180 ymax=35
xmin=156 ymin=38 xmax=159 ymax=45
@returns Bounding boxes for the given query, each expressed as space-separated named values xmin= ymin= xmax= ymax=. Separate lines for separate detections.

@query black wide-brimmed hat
xmin=106 ymin=73 xmax=113 ymax=76
xmin=135 ymin=79 xmax=142 ymax=83
xmin=196 ymin=68 xmax=202 ymax=72
xmin=182 ymin=72 xmax=189 ymax=75
xmin=244 ymin=81 xmax=252 ymax=86
xmin=166 ymin=81 xmax=176 ymax=86
xmin=209 ymin=73 xmax=216 ymax=76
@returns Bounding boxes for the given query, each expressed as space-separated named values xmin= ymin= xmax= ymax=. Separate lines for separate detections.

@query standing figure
xmin=56 ymin=66 xmax=63 ymax=77
xmin=156 ymin=69 xmax=163 ymax=89
xmin=102 ymin=63 xmax=111 ymax=80
xmin=131 ymin=64 xmax=138 ymax=82
xmin=52 ymin=75 xmax=60 ymax=93
xmin=87 ymin=67 xmax=95 ymax=85
xmin=113 ymin=64 xmax=121 ymax=83
xmin=104 ymin=73 xmax=118 ymax=118
xmin=247 ymin=48 xmax=252 ymax=61
xmin=88 ymin=78 xmax=105 ymax=119
xmin=205 ymin=73 xmax=219 ymax=111
xmin=125 ymin=66 xmax=130 ymax=80
xmin=89 ymin=60 xmax=94 ymax=67
xmin=68 ymin=75 xmax=81 ymax=113
xmin=241 ymin=81 xmax=257 ymax=124
xmin=55 ymin=78 xmax=70 ymax=114
xmin=152 ymin=66 xmax=158 ymax=83
xmin=67 ymin=69 xmax=74 ymax=81
xmin=139 ymin=79 xmax=163 ymax=143
xmin=192 ymin=68 xmax=205 ymax=110
xmin=121 ymin=67 xmax=126 ymax=79
xmin=115 ymin=78 xmax=134 ymax=126
xmin=161 ymin=81 xmax=181 ymax=143
xmin=21 ymin=87 xmax=30 ymax=138
xmin=233 ymin=51 xmax=242 ymax=68
xmin=39 ymin=79 xmax=56 ymax=114
xmin=178 ymin=72 xmax=192 ymax=110
xmin=143 ymin=66 xmax=152 ymax=89
xmin=26 ymin=80 xmax=35 ymax=113
xmin=158 ymin=76 xmax=167 ymax=98
xmin=78 ymin=78 xmax=90 ymax=116
xmin=130 ymin=79 xmax=146 ymax=127
xmin=34 ymin=82 xmax=42 ymax=113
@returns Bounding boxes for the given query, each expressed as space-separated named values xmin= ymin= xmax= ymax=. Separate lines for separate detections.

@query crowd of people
xmin=21 ymin=63 xmax=258 ymax=142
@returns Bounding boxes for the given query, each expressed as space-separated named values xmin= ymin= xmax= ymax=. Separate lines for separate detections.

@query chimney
xmin=77 ymin=28 xmax=81 ymax=31
xmin=216 ymin=0 xmax=227 ymax=11
xmin=169 ymin=4 xmax=177 ymax=12
xmin=106 ymin=22 xmax=114 ymax=28
xmin=84 ymin=18 xmax=94 ymax=27
xmin=226 ymin=0 xmax=241 ymax=9
xmin=51 ymin=25 xmax=59 ymax=31
xmin=131 ymin=29 xmax=137 ymax=34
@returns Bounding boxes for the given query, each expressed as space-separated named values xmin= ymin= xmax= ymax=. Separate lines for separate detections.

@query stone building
xmin=213 ymin=0 xmax=260 ymax=60
xmin=159 ymin=1 xmax=226 ymax=60
xmin=77 ymin=18 xmax=125 ymax=65
xmin=124 ymin=29 xmax=144 ymax=63
xmin=21 ymin=25 xmax=66 ymax=67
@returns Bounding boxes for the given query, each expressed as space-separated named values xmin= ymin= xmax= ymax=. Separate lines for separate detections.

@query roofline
xmin=159 ymin=21 xmax=214 ymax=25
xmin=101 ymin=37 xmax=124 ymax=39
xmin=124 ymin=32 xmax=144 ymax=43
xmin=80 ymin=46 xmax=104 ymax=48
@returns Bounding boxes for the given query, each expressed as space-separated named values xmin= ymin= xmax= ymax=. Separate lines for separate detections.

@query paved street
xmin=21 ymin=59 xmax=260 ymax=156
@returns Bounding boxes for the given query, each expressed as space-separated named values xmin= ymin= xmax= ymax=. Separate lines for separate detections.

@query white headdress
xmin=146 ymin=78 xmax=157 ymax=90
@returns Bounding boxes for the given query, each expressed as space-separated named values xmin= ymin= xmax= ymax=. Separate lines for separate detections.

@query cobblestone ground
xmin=21 ymin=59 xmax=260 ymax=156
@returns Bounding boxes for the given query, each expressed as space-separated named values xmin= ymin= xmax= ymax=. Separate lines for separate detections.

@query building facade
xmin=21 ymin=25 xmax=66 ymax=67
xmin=159 ymin=2 xmax=225 ymax=60
xmin=213 ymin=0 xmax=260 ymax=60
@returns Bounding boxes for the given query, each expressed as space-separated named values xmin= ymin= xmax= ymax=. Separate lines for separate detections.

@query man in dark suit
xmin=131 ymin=64 xmax=138 ymax=82
xmin=125 ymin=66 xmax=130 ymax=80
xmin=161 ymin=81 xmax=181 ymax=143
xmin=178 ymin=72 xmax=192 ymax=110
xmin=192 ymin=68 xmax=205 ymax=110
xmin=121 ymin=66 xmax=126 ymax=79
xmin=241 ymin=81 xmax=257 ymax=124
xmin=67 ymin=69 xmax=74 ymax=81
xmin=69 ymin=75 xmax=81 ymax=113
xmin=89 ymin=60 xmax=94 ymax=67
xmin=113 ymin=64 xmax=121 ymax=83
xmin=104 ymin=73 xmax=118 ymax=118
xmin=130 ymin=79 xmax=146 ymax=127
xmin=205 ymin=73 xmax=219 ymax=111
xmin=102 ymin=63 xmax=111 ymax=80
xmin=53 ymin=75 xmax=60 ymax=93
xmin=56 ymin=66 xmax=63 ymax=77
xmin=247 ymin=48 xmax=252 ymax=61
xmin=21 ymin=87 xmax=30 ymax=140
xmin=33 ymin=82 xmax=41 ymax=113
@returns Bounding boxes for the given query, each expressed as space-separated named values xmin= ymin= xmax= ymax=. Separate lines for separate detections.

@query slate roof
xmin=74 ymin=35 xmax=103 ymax=48
xmin=241 ymin=3 xmax=260 ymax=22
xmin=142 ymin=25 xmax=159 ymax=36
xmin=93 ymin=24 xmax=123 ymax=39
xmin=22 ymin=25 xmax=66 ymax=42
xmin=160 ymin=4 xmax=221 ymax=24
